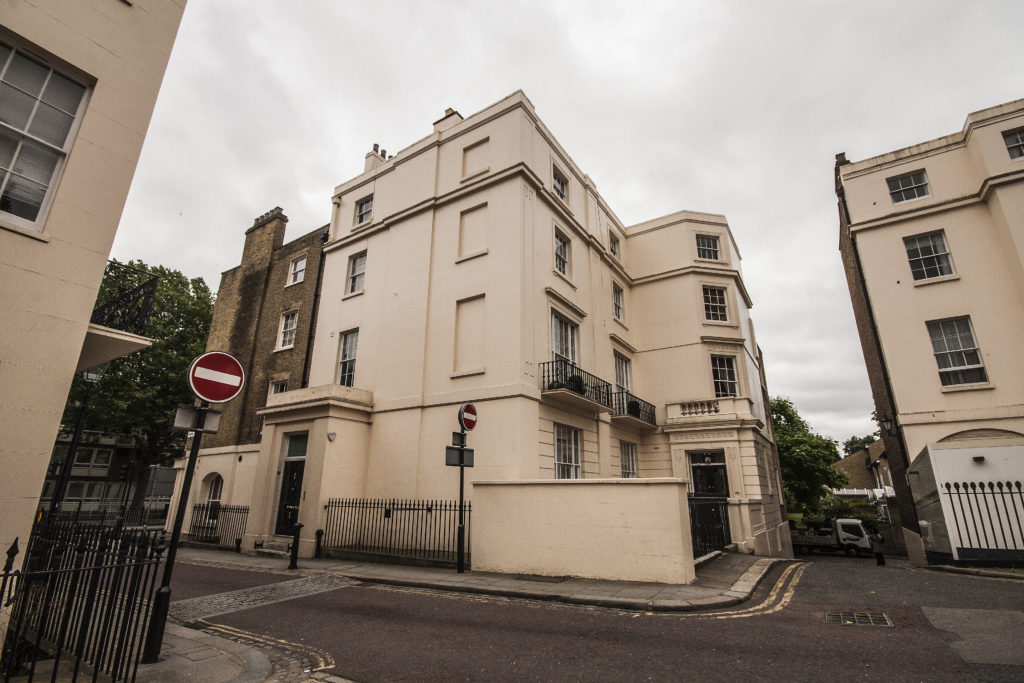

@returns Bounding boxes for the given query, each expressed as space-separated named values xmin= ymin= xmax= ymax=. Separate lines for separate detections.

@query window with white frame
xmin=355 ymin=195 xmax=373 ymax=224
xmin=612 ymin=283 xmax=624 ymax=320
xmin=614 ymin=352 xmax=631 ymax=392
xmin=554 ymin=423 xmax=581 ymax=479
xmin=0 ymin=39 xmax=88 ymax=231
xmin=347 ymin=251 xmax=366 ymax=294
xmin=552 ymin=166 xmax=568 ymax=201
xmin=278 ymin=310 xmax=298 ymax=349
xmin=288 ymin=254 xmax=307 ymax=285
xmin=711 ymin=355 xmax=739 ymax=397
xmin=696 ymin=234 xmax=720 ymax=260
xmin=269 ymin=380 xmax=288 ymax=396
xmin=926 ymin=317 xmax=987 ymax=386
xmin=620 ymin=441 xmax=637 ymax=478
xmin=702 ymin=285 xmax=729 ymax=322
xmin=904 ymin=231 xmax=954 ymax=281
xmin=887 ymin=170 xmax=929 ymax=203
xmin=337 ymin=329 xmax=358 ymax=387
xmin=554 ymin=229 xmax=570 ymax=276
xmin=551 ymin=312 xmax=578 ymax=364
xmin=1003 ymin=128 xmax=1024 ymax=160
xmin=609 ymin=233 xmax=620 ymax=257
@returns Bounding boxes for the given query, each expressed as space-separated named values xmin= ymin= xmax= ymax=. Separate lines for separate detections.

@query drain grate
xmin=824 ymin=611 xmax=893 ymax=627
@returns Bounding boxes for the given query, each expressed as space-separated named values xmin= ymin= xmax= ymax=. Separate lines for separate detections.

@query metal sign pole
xmin=457 ymin=424 xmax=466 ymax=574
xmin=142 ymin=402 xmax=207 ymax=663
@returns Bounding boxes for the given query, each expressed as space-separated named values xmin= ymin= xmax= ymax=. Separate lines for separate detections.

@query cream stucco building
xmin=0 ymin=1 xmax=187 ymax=571
xmin=836 ymin=99 xmax=1024 ymax=565
xmin=190 ymin=92 xmax=788 ymax=582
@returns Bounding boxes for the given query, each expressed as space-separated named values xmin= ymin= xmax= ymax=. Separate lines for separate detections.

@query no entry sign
xmin=188 ymin=351 xmax=245 ymax=403
xmin=458 ymin=402 xmax=477 ymax=431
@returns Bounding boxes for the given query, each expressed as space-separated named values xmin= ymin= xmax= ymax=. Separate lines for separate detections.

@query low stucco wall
xmin=471 ymin=478 xmax=695 ymax=584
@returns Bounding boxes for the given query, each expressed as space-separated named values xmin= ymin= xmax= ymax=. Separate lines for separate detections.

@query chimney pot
xmin=373 ymin=143 xmax=379 ymax=153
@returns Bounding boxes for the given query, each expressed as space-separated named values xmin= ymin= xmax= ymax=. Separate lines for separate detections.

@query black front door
xmin=275 ymin=459 xmax=304 ymax=535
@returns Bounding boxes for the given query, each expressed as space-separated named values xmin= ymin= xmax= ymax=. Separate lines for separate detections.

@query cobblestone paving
xmin=170 ymin=574 xmax=355 ymax=623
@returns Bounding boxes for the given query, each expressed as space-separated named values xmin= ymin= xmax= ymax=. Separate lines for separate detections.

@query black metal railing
xmin=540 ymin=360 xmax=613 ymax=409
xmin=40 ymin=504 xmax=170 ymax=529
xmin=612 ymin=391 xmax=657 ymax=425
xmin=942 ymin=481 xmax=1024 ymax=559
xmin=2 ymin=519 xmax=163 ymax=681
xmin=322 ymin=498 xmax=470 ymax=566
xmin=186 ymin=503 xmax=249 ymax=551
xmin=689 ymin=496 xmax=732 ymax=558
xmin=90 ymin=261 xmax=159 ymax=337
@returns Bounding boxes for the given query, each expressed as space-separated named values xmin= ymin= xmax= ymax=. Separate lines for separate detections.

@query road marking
xmin=699 ymin=561 xmax=808 ymax=620
xmin=196 ymin=619 xmax=335 ymax=672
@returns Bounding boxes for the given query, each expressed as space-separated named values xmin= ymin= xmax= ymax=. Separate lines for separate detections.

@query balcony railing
xmin=540 ymin=360 xmax=613 ymax=409
xmin=90 ymin=261 xmax=159 ymax=337
xmin=612 ymin=391 xmax=657 ymax=426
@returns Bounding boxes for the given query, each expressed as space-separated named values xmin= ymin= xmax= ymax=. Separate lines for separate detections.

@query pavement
xmin=134 ymin=547 xmax=781 ymax=682
xmin=134 ymin=548 xmax=1024 ymax=682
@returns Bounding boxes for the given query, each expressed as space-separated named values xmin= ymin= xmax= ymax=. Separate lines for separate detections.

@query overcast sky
xmin=112 ymin=0 xmax=1024 ymax=444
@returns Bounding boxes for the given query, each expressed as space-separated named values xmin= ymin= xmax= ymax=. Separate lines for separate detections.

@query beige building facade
xmin=189 ymin=92 xmax=788 ymax=581
xmin=0 ymin=0 xmax=187 ymax=572
xmin=836 ymin=99 xmax=1024 ymax=565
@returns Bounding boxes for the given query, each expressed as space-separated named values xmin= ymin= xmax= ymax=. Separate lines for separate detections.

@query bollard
xmin=288 ymin=522 xmax=303 ymax=570
xmin=315 ymin=528 xmax=324 ymax=559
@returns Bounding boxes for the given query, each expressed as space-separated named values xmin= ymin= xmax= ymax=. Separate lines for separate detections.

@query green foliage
xmin=65 ymin=260 xmax=213 ymax=464
xmin=842 ymin=432 xmax=878 ymax=457
xmin=770 ymin=397 xmax=847 ymax=514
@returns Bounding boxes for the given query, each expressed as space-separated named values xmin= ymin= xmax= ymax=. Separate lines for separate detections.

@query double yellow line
xmin=196 ymin=619 xmax=336 ymax=672
xmin=688 ymin=561 xmax=808 ymax=620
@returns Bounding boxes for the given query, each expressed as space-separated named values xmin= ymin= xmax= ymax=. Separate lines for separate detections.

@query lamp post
xmin=48 ymin=363 xmax=109 ymax=516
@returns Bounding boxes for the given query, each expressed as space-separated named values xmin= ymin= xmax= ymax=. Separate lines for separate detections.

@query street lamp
xmin=878 ymin=415 xmax=894 ymax=435
xmin=48 ymin=362 xmax=109 ymax=515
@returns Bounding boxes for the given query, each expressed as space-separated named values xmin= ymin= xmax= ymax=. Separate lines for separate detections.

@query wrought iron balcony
xmin=90 ymin=261 xmax=158 ymax=337
xmin=540 ymin=360 xmax=613 ymax=411
xmin=612 ymin=391 xmax=657 ymax=428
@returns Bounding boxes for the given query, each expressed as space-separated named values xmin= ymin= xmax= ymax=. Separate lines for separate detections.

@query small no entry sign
xmin=458 ymin=402 xmax=477 ymax=431
xmin=188 ymin=351 xmax=245 ymax=403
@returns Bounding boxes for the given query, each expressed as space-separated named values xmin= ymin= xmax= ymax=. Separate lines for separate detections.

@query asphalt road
xmin=171 ymin=556 xmax=1024 ymax=682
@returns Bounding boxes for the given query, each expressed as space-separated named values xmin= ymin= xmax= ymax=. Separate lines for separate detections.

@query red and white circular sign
xmin=458 ymin=402 xmax=477 ymax=431
xmin=188 ymin=351 xmax=245 ymax=403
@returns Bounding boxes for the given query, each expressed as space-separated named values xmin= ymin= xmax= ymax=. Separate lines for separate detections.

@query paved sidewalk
xmin=136 ymin=548 xmax=781 ymax=682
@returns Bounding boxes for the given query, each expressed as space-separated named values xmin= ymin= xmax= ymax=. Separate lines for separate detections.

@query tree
xmin=65 ymin=260 xmax=214 ymax=468
xmin=842 ymin=433 xmax=878 ymax=457
xmin=770 ymin=397 xmax=847 ymax=514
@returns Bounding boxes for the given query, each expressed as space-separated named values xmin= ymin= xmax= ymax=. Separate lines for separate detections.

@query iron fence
xmin=942 ymin=480 xmax=1024 ymax=560
xmin=2 ymin=519 xmax=163 ymax=681
xmin=323 ymin=498 xmax=469 ymax=566
xmin=612 ymin=390 xmax=657 ymax=425
xmin=185 ymin=503 xmax=249 ymax=551
xmin=540 ymin=360 xmax=613 ymax=409
xmin=689 ymin=496 xmax=732 ymax=558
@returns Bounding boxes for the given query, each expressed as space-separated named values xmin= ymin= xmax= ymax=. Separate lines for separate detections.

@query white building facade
xmin=191 ymin=92 xmax=789 ymax=582
xmin=836 ymin=99 xmax=1024 ymax=565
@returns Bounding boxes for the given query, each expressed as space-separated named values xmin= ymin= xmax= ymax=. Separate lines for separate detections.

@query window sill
xmin=284 ymin=278 xmax=305 ymax=288
xmin=702 ymin=320 xmax=738 ymax=329
xmin=891 ymin=194 xmax=930 ymax=206
xmin=352 ymin=219 xmax=372 ymax=231
xmin=553 ymin=269 xmax=577 ymax=290
xmin=940 ymin=382 xmax=994 ymax=393
xmin=274 ymin=346 xmax=295 ymax=353
xmin=461 ymin=167 xmax=489 ymax=183
xmin=613 ymin=316 xmax=629 ymax=331
xmin=451 ymin=368 xmax=486 ymax=379
xmin=0 ymin=219 xmax=49 ymax=242
xmin=912 ymin=273 xmax=959 ymax=287
xmin=342 ymin=289 xmax=365 ymax=301
xmin=455 ymin=249 xmax=489 ymax=264
xmin=695 ymin=257 xmax=725 ymax=266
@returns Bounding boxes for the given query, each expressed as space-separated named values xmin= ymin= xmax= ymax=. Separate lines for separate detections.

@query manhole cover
xmin=824 ymin=611 xmax=892 ymax=627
